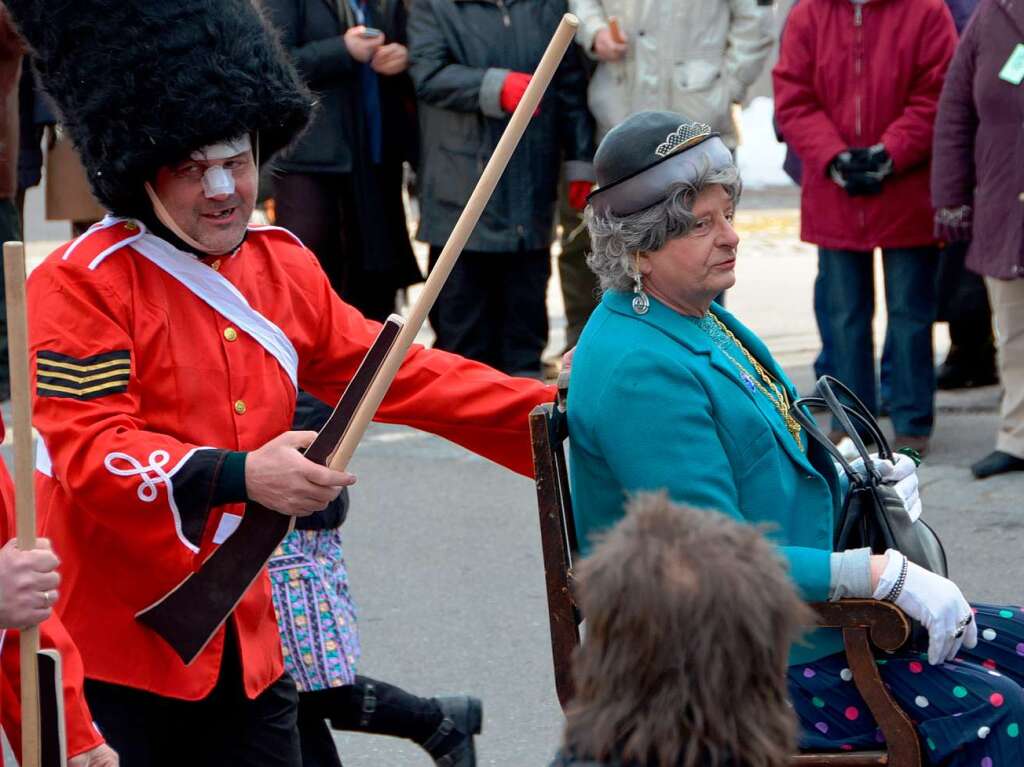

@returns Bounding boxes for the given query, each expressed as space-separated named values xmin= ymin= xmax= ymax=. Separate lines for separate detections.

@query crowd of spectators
xmin=1 ymin=0 xmax=1022 ymax=765
xmin=14 ymin=0 xmax=1015 ymax=474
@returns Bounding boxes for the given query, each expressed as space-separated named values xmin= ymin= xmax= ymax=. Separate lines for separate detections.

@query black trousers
xmin=935 ymin=240 xmax=995 ymax=368
xmin=84 ymin=631 xmax=301 ymax=766
xmin=274 ymin=172 xmax=401 ymax=323
xmin=428 ymin=246 xmax=551 ymax=376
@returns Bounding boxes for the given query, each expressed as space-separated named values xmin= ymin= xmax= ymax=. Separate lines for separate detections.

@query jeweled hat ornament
xmin=587 ymin=110 xmax=734 ymax=217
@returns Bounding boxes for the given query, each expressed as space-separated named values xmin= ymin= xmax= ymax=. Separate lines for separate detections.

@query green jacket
xmin=568 ymin=291 xmax=844 ymax=664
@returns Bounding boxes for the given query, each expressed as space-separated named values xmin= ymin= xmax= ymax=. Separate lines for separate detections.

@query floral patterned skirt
xmin=269 ymin=528 xmax=361 ymax=692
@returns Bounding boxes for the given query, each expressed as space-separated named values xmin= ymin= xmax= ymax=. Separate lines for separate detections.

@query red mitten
xmin=500 ymin=72 xmax=533 ymax=114
xmin=568 ymin=180 xmax=593 ymax=211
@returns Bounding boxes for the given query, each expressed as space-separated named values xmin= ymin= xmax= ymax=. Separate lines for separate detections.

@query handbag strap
xmin=790 ymin=394 xmax=894 ymax=482
xmin=796 ymin=398 xmax=887 ymax=456
xmin=789 ymin=398 xmax=862 ymax=482
xmin=819 ymin=375 xmax=894 ymax=461
xmin=815 ymin=377 xmax=878 ymax=480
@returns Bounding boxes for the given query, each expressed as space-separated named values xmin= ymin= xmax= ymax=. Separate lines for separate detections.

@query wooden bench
xmin=528 ymin=397 xmax=921 ymax=767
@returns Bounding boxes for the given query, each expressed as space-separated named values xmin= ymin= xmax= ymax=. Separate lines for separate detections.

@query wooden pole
xmin=5 ymin=241 xmax=40 ymax=767
xmin=327 ymin=13 xmax=579 ymax=472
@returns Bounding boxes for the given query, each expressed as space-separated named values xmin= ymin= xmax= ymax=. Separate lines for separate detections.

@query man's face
xmin=641 ymin=184 xmax=739 ymax=308
xmin=152 ymin=151 xmax=257 ymax=254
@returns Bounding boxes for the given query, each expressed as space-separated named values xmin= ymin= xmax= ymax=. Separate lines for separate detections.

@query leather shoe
xmin=935 ymin=360 xmax=998 ymax=390
xmin=971 ymin=450 xmax=1024 ymax=479
xmin=423 ymin=696 xmax=482 ymax=767
xmin=893 ymin=434 xmax=930 ymax=458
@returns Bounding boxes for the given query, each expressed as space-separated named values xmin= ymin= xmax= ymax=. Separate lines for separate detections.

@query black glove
xmin=829 ymin=145 xmax=893 ymax=197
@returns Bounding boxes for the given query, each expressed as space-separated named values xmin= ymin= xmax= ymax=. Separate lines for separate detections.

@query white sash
xmin=92 ymin=217 xmax=299 ymax=390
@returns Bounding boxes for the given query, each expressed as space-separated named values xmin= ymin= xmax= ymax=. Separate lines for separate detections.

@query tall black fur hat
xmin=6 ymin=0 xmax=314 ymax=218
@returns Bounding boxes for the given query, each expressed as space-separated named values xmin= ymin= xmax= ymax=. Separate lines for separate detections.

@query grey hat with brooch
xmin=587 ymin=110 xmax=736 ymax=217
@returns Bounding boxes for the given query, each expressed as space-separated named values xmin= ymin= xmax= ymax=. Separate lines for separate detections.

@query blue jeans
xmin=818 ymin=247 xmax=938 ymax=436
xmin=815 ymin=252 xmax=894 ymax=408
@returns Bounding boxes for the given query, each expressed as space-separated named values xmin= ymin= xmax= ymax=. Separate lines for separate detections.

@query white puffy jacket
xmin=569 ymin=0 xmax=774 ymax=145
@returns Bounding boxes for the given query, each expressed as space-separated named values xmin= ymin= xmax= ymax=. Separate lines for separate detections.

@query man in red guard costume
xmin=4 ymin=0 xmax=554 ymax=763
xmin=0 ymin=417 xmax=118 ymax=765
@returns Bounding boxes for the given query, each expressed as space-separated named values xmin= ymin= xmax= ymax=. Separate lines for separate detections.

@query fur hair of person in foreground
xmin=562 ymin=492 xmax=814 ymax=767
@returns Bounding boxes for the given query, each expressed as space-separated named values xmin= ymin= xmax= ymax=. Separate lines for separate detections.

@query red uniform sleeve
xmin=292 ymin=250 xmax=555 ymax=479
xmin=879 ymin=2 xmax=958 ymax=173
xmin=1 ymin=620 xmax=105 ymax=761
xmin=771 ymin=4 xmax=848 ymax=181
xmin=28 ymin=262 xmax=234 ymax=557
xmin=0 ymin=430 xmax=103 ymax=760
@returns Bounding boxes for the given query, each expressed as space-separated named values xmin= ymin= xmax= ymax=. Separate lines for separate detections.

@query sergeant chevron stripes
xmin=36 ymin=349 xmax=131 ymax=400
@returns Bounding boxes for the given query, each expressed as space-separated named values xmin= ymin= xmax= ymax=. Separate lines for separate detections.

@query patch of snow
xmin=737 ymin=97 xmax=795 ymax=190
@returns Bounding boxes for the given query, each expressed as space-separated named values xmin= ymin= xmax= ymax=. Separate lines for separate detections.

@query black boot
xmin=421 ymin=696 xmax=482 ymax=767
xmin=936 ymin=354 xmax=998 ymax=389
xmin=313 ymin=676 xmax=480 ymax=765
xmin=937 ymin=315 xmax=998 ymax=390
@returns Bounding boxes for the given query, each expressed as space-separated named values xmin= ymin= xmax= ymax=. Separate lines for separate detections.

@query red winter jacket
xmin=773 ymin=0 xmax=957 ymax=250
xmin=0 ymin=420 xmax=104 ymax=761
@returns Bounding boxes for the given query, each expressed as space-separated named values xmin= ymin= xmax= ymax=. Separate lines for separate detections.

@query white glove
xmin=877 ymin=453 xmax=921 ymax=522
xmin=873 ymin=550 xmax=977 ymax=665
xmin=852 ymin=453 xmax=921 ymax=522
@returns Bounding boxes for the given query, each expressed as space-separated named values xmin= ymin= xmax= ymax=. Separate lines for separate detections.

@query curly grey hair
xmin=586 ymin=164 xmax=742 ymax=293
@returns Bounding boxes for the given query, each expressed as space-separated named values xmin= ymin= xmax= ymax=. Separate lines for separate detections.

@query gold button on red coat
xmin=224 ymin=327 xmax=238 ymax=342
xmin=234 ymin=400 xmax=247 ymax=415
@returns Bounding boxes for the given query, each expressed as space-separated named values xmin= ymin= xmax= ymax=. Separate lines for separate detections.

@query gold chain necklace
xmin=708 ymin=314 xmax=804 ymax=451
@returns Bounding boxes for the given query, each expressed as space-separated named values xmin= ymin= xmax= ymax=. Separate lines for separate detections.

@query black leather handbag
xmin=791 ymin=376 xmax=948 ymax=577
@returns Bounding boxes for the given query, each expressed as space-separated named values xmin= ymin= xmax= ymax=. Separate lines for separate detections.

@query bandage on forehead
xmin=190 ymin=134 xmax=252 ymax=162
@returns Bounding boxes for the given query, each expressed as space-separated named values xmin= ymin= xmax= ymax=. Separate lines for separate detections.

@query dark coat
xmin=264 ymin=0 xmax=418 ymax=174
xmin=931 ymin=0 xmax=1024 ymax=280
xmin=263 ymin=0 xmax=422 ymax=285
xmin=407 ymin=0 xmax=595 ymax=252
xmin=772 ymin=0 xmax=957 ymax=251
xmin=944 ymin=0 xmax=980 ymax=31
xmin=0 ymin=7 xmax=23 ymax=200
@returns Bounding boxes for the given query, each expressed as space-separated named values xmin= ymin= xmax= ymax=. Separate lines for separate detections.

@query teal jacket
xmin=568 ymin=291 xmax=844 ymax=664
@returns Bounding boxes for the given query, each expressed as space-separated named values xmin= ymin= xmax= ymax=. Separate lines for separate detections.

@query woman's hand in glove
xmin=568 ymin=180 xmax=593 ymax=211
xmin=500 ymin=72 xmax=534 ymax=114
xmin=873 ymin=550 xmax=977 ymax=665
xmin=851 ymin=453 xmax=921 ymax=521
xmin=875 ymin=453 xmax=921 ymax=522
xmin=934 ymin=204 xmax=973 ymax=243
